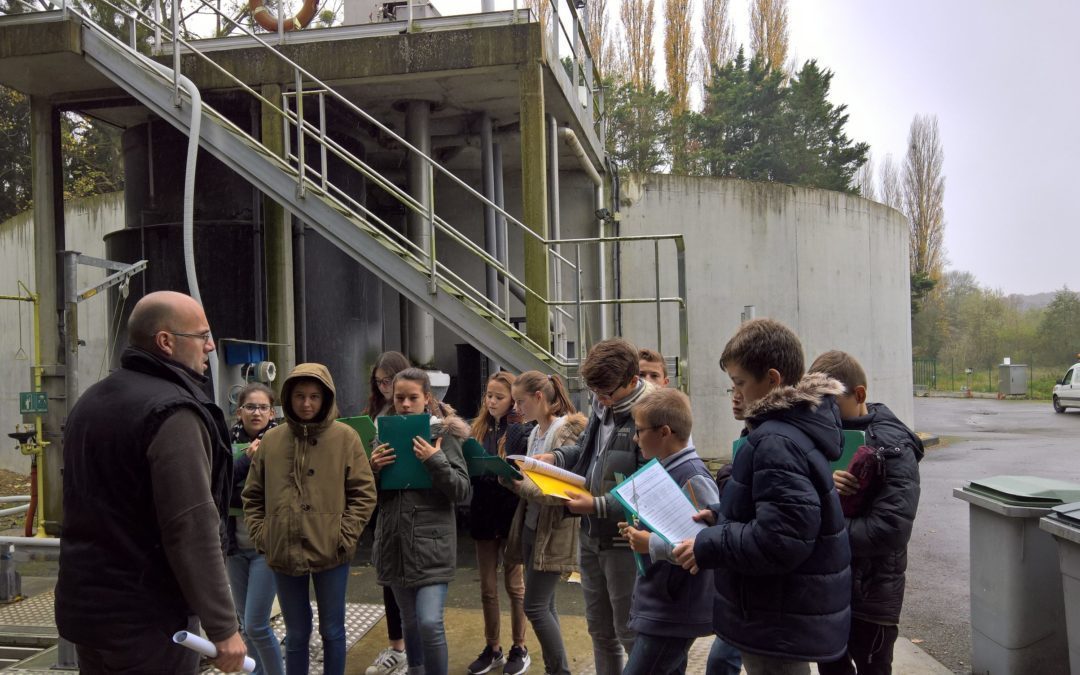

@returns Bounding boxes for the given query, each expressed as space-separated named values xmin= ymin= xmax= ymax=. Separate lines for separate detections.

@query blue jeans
xmin=706 ymin=636 xmax=743 ymax=675
xmin=623 ymin=633 xmax=694 ymax=675
xmin=227 ymin=549 xmax=284 ymax=675
xmin=273 ymin=564 xmax=349 ymax=675
xmin=391 ymin=583 xmax=449 ymax=675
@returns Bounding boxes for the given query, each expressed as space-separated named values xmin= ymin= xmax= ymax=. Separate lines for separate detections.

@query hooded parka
xmin=242 ymin=363 xmax=377 ymax=575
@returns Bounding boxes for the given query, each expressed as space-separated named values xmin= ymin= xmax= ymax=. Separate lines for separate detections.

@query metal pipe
xmin=595 ymin=181 xmax=607 ymax=338
xmin=171 ymin=0 xmax=179 ymax=106
xmin=0 ymin=505 xmax=28 ymax=518
xmin=318 ymin=91 xmax=328 ymax=190
xmin=654 ymin=238 xmax=661 ymax=354
xmin=493 ymin=141 xmax=510 ymax=321
xmin=0 ymin=536 xmax=60 ymax=547
xmin=294 ymin=70 xmax=305 ymax=197
xmin=292 ymin=219 xmax=306 ymax=363
xmin=62 ymin=252 xmax=79 ymax=418
xmin=556 ymin=126 xmax=602 ymax=186
xmin=405 ymin=100 xmax=435 ymax=366
xmin=276 ymin=0 xmax=284 ymax=43
xmin=547 ymin=115 xmax=564 ymax=357
xmin=480 ymin=113 xmax=498 ymax=309
xmin=0 ymin=497 xmax=31 ymax=503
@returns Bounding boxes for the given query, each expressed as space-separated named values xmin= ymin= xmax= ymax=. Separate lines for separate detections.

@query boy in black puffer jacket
xmin=810 ymin=351 xmax=922 ymax=675
xmin=674 ymin=319 xmax=851 ymax=675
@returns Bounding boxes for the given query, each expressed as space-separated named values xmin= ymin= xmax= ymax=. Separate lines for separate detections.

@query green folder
xmin=231 ymin=442 xmax=251 ymax=460
xmin=377 ymin=414 xmax=434 ymax=490
xmin=731 ymin=430 xmax=865 ymax=471
xmin=462 ymin=439 xmax=524 ymax=481
xmin=338 ymin=415 xmax=377 ymax=455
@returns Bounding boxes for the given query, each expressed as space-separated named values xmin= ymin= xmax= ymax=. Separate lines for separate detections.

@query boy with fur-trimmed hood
xmin=674 ymin=319 xmax=851 ymax=675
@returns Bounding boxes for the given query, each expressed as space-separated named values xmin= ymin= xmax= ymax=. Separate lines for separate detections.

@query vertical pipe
xmin=61 ymin=253 xmax=78 ymax=418
xmin=493 ymin=142 xmax=509 ymax=320
xmin=152 ymin=0 xmax=161 ymax=55
xmin=480 ymin=113 xmax=498 ymax=308
xmin=405 ymin=101 xmax=435 ymax=366
xmin=575 ymin=244 xmax=583 ymax=362
xmin=481 ymin=0 xmax=494 ymax=11
xmin=128 ymin=10 xmax=137 ymax=49
xmin=318 ymin=91 xmax=328 ymax=190
xmin=595 ymin=181 xmax=607 ymax=338
xmin=292 ymin=220 xmax=307 ymax=363
xmin=277 ymin=0 xmax=285 ymax=43
xmin=427 ymin=164 xmax=436 ymax=295
xmin=546 ymin=115 xmax=563 ymax=356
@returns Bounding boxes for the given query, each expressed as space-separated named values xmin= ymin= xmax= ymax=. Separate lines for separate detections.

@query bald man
xmin=55 ymin=291 xmax=247 ymax=673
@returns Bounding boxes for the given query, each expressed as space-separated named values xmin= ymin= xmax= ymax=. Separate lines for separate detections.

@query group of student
xmin=226 ymin=316 xmax=922 ymax=675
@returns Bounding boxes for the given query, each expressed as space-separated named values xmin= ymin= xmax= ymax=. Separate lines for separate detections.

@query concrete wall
xmin=0 ymin=192 xmax=126 ymax=474
xmin=617 ymin=174 xmax=913 ymax=460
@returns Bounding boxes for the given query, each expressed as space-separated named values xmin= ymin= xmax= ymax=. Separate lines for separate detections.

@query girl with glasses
xmin=227 ymin=383 xmax=284 ymax=675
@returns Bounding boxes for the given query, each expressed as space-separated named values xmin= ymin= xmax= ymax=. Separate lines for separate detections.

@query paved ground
xmin=900 ymin=396 xmax=1080 ymax=673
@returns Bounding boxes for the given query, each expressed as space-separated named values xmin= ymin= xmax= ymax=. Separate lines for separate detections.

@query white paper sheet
xmin=612 ymin=460 xmax=706 ymax=545
xmin=506 ymin=454 xmax=587 ymax=489
xmin=173 ymin=630 xmax=256 ymax=673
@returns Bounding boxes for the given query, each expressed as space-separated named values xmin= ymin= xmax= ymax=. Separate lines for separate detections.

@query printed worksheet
xmin=612 ymin=459 xmax=707 ymax=545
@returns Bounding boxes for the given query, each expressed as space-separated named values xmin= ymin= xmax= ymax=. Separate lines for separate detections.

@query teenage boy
xmin=639 ymin=348 xmax=670 ymax=388
xmin=809 ymin=350 xmax=923 ymax=675
xmin=542 ymin=338 xmax=650 ymax=675
xmin=673 ymin=318 xmax=851 ymax=675
xmin=619 ymin=388 xmax=718 ymax=675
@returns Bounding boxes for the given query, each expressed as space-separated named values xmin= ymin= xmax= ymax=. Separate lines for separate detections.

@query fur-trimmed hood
xmin=555 ymin=412 xmax=588 ymax=446
xmin=431 ymin=410 xmax=470 ymax=441
xmin=745 ymin=371 xmax=846 ymax=462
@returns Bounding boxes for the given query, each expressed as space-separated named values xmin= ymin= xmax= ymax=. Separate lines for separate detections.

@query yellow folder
xmin=520 ymin=468 xmax=593 ymax=500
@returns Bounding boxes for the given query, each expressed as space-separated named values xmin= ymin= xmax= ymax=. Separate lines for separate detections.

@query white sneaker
xmin=366 ymin=646 xmax=408 ymax=675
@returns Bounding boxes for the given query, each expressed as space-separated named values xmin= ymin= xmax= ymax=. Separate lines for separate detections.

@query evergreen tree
xmin=606 ymin=79 xmax=672 ymax=173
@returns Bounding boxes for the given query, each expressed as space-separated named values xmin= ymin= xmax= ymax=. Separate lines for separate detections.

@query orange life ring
xmin=248 ymin=0 xmax=319 ymax=31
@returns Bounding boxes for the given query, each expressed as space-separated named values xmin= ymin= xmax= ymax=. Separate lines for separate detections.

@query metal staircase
xmin=2 ymin=0 xmax=690 ymax=382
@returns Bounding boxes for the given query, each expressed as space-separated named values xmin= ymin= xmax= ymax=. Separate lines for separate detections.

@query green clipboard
xmin=731 ymin=430 xmax=866 ymax=471
xmin=462 ymin=439 xmax=524 ymax=481
xmin=231 ymin=442 xmax=251 ymax=460
xmin=377 ymin=414 xmax=434 ymax=490
xmin=338 ymin=415 xmax=377 ymax=455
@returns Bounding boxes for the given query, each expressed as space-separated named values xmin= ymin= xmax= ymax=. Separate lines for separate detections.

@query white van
xmin=1053 ymin=363 xmax=1080 ymax=413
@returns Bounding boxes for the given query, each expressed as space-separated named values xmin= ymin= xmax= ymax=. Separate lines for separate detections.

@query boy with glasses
xmin=539 ymin=338 xmax=652 ymax=675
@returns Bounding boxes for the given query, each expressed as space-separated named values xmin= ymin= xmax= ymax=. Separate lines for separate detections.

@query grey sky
xmin=432 ymin=0 xmax=1080 ymax=295
xmin=777 ymin=0 xmax=1080 ymax=296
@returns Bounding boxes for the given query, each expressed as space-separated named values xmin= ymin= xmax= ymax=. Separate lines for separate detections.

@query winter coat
xmin=552 ymin=381 xmax=652 ymax=548
xmin=227 ymin=419 xmax=277 ymax=555
xmin=841 ymin=402 xmax=923 ymax=625
xmin=243 ymin=364 xmax=377 ymax=575
xmin=469 ymin=412 xmax=525 ymax=541
xmin=693 ymin=372 xmax=852 ymax=662
xmin=374 ymin=413 xmax=473 ymax=588
xmin=505 ymin=413 xmax=587 ymax=573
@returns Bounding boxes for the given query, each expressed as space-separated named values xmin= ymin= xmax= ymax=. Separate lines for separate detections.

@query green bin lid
xmin=1051 ymin=502 xmax=1080 ymax=526
xmin=965 ymin=476 xmax=1080 ymax=507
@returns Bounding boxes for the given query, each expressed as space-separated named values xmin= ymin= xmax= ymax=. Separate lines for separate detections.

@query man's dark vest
xmin=55 ymin=346 xmax=232 ymax=641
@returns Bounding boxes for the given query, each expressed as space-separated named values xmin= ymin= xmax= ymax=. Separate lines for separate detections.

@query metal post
xmin=318 ymin=91 xmax=328 ymax=189
xmin=407 ymin=0 xmax=414 ymax=32
xmin=427 ymin=164 xmax=437 ymax=295
xmin=152 ymin=0 xmax=161 ymax=54
xmin=128 ymin=10 xmax=138 ymax=49
xmin=277 ymin=0 xmax=285 ymax=44
xmin=654 ymin=238 xmax=661 ymax=354
xmin=294 ymin=71 xmax=305 ymax=197
xmin=547 ymin=115 xmax=563 ymax=356
xmin=171 ymin=0 xmax=180 ymax=106
xmin=575 ymin=243 xmax=584 ymax=362
xmin=282 ymin=92 xmax=291 ymax=161
xmin=62 ymin=252 xmax=79 ymax=417
xmin=480 ymin=113 xmax=498 ymax=308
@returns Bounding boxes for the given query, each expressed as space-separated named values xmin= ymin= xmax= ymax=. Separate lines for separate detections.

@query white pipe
xmin=0 ymin=505 xmax=28 ymax=518
xmin=0 ymin=496 xmax=31 ymax=503
xmin=139 ymin=53 xmax=222 ymax=406
xmin=557 ymin=127 xmax=602 ymax=186
xmin=0 ymin=536 xmax=60 ymax=547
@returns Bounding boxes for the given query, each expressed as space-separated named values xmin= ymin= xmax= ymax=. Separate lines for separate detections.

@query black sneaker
xmin=503 ymin=645 xmax=531 ymax=675
xmin=467 ymin=645 xmax=505 ymax=675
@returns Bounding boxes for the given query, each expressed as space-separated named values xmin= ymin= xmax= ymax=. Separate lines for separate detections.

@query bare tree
xmin=903 ymin=114 xmax=946 ymax=280
xmin=620 ymin=0 xmax=656 ymax=90
xmin=749 ymin=0 xmax=789 ymax=71
xmin=699 ymin=0 xmax=734 ymax=86
xmin=586 ymin=0 xmax=619 ymax=79
xmin=879 ymin=153 xmax=902 ymax=211
xmin=664 ymin=0 xmax=693 ymax=115
xmin=854 ymin=152 xmax=876 ymax=201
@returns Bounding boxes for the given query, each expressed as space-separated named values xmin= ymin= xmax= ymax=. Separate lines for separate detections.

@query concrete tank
xmin=616 ymin=174 xmax=913 ymax=460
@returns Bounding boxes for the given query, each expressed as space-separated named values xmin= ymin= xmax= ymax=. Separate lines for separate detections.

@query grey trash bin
xmin=1041 ymin=503 xmax=1080 ymax=675
xmin=954 ymin=476 xmax=1080 ymax=675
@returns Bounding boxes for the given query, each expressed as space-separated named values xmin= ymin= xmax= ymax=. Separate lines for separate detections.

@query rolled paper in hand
xmin=173 ymin=630 xmax=256 ymax=673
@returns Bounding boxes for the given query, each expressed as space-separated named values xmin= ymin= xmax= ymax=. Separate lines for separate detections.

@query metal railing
xmin=1 ymin=0 xmax=682 ymax=376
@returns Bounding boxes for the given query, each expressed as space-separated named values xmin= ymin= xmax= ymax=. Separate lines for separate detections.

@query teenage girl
xmin=370 ymin=368 xmax=472 ymax=675
xmin=504 ymin=371 xmax=586 ymax=675
xmin=466 ymin=372 xmax=530 ymax=675
xmin=362 ymin=351 xmax=411 ymax=675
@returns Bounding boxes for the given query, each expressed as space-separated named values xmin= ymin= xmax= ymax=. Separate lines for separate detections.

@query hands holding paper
xmin=618 ymin=521 xmax=650 ymax=554
xmin=371 ymin=443 xmax=395 ymax=474
xmin=564 ymin=490 xmax=595 ymax=514
xmin=413 ymin=435 xmax=442 ymax=462
xmin=673 ymin=509 xmax=716 ymax=575
xmin=214 ymin=633 xmax=248 ymax=673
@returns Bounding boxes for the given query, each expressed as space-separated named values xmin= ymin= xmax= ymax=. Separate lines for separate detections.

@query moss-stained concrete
xmin=519 ymin=56 xmax=549 ymax=351
xmin=0 ymin=17 xmax=80 ymax=59
xmin=260 ymin=82 xmax=296 ymax=377
xmin=177 ymin=23 xmax=537 ymax=91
